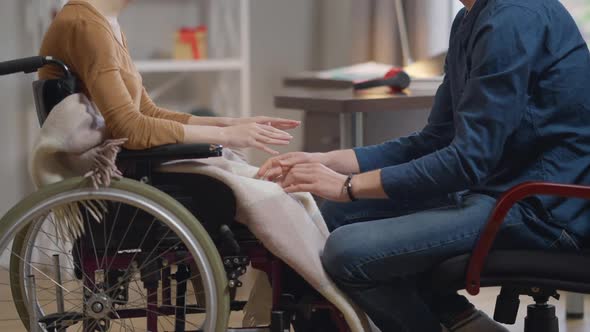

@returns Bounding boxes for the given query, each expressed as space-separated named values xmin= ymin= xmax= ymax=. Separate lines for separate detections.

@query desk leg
xmin=339 ymin=113 xmax=349 ymax=149
xmin=353 ymin=112 xmax=364 ymax=148
xmin=340 ymin=113 xmax=364 ymax=149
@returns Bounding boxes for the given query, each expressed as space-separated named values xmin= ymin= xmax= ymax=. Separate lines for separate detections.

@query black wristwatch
xmin=344 ymin=174 xmax=358 ymax=202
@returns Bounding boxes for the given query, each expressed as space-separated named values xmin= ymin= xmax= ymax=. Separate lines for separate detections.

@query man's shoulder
xmin=470 ymin=0 xmax=552 ymax=35
xmin=485 ymin=0 xmax=566 ymax=20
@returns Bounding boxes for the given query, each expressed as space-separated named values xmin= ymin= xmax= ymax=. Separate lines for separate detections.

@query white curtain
xmin=560 ymin=0 xmax=590 ymax=41
xmin=349 ymin=0 xmax=462 ymax=66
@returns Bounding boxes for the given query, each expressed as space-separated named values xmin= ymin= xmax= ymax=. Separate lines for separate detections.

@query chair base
xmin=524 ymin=303 xmax=559 ymax=332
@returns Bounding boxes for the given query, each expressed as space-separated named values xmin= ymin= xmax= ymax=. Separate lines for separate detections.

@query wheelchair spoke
xmin=25 ymin=238 xmax=80 ymax=285
xmin=46 ymin=218 xmax=100 ymax=290
xmin=118 ymin=215 xmax=158 ymax=271
xmin=123 ymin=274 xmax=205 ymax=308
xmin=107 ymin=287 xmax=202 ymax=331
xmin=136 ymin=240 xmax=184 ymax=271
xmin=101 ymin=202 xmax=122 ymax=270
xmin=84 ymin=208 xmax=102 ymax=271
xmin=133 ymin=228 xmax=172 ymax=272
xmin=26 ymin=261 xmax=75 ymax=271
xmin=105 ymin=255 xmax=191 ymax=298
xmin=105 ymin=207 xmax=140 ymax=273
xmin=5 ymin=191 xmax=220 ymax=332
xmin=11 ymin=217 xmax=78 ymax=282
xmin=9 ymin=250 xmax=72 ymax=294
xmin=100 ymin=241 xmax=187 ymax=297
xmin=111 ymin=319 xmax=136 ymax=332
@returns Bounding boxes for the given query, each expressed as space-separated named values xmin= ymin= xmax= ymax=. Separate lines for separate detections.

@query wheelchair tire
xmin=2 ymin=177 xmax=230 ymax=332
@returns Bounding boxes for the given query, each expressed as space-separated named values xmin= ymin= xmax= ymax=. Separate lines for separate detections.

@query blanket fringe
xmin=51 ymin=199 xmax=107 ymax=244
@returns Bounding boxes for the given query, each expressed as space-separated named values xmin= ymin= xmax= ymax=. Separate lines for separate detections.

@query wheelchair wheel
xmin=1 ymin=177 xmax=230 ymax=332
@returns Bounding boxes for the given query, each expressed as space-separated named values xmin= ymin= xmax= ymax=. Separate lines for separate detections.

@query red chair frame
xmin=466 ymin=182 xmax=590 ymax=295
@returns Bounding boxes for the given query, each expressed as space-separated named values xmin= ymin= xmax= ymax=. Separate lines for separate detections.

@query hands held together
xmin=257 ymin=152 xmax=351 ymax=202
xmin=221 ymin=116 xmax=351 ymax=201
xmin=221 ymin=117 xmax=382 ymax=202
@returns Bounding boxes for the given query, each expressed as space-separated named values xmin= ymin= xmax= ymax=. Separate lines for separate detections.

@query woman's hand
xmin=278 ymin=163 xmax=349 ymax=202
xmin=233 ymin=116 xmax=301 ymax=130
xmin=221 ymin=123 xmax=293 ymax=155
xmin=256 ymin=152 xmax=326 ymax=180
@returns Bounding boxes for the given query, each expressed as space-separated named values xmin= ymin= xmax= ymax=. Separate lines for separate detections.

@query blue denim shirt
xmin=354 ymin=0 xmax=590 ymax=239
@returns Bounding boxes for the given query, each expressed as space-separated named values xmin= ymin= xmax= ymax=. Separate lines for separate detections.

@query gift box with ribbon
xmin=174 ymin=26 xmax=208 ymax=60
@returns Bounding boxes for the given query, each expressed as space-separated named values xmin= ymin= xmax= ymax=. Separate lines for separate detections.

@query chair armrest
xmin=117 ymin=144 xmax=222 ymax=162
xmin=466 ymin=182 xmax=590 ymax=295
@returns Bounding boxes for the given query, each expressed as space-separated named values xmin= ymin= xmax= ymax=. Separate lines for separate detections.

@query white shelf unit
xmin=135 ymin=59 xmax=243 ymax=73
xmin=128 ymin=0 xmax=252 ymax=119
xmin=31 ymin=0 xmax=251 ymax=119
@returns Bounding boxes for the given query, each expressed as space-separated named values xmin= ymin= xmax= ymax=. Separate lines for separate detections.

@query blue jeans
xmin=320 ymin=192 xmax=580 ymax=332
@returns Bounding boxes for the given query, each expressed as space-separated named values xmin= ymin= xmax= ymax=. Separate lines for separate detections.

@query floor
xmin=461 ymin=289 xmax=590 ymax=332
xmin=1 ymin=267 xmax=589 ymax=331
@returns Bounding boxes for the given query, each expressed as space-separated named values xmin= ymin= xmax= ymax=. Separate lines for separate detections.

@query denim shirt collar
xmin=460 ymin=0 xmax=490 ymax=32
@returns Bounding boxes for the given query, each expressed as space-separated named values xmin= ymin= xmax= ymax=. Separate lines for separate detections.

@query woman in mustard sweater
xmin=39 ymin=0 xmax=299 ymax=153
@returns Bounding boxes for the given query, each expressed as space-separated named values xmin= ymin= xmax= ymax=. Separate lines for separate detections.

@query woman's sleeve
xmin=140 ymin=87 xmax=192 ymax=124
xmin=70 ymin=21 xmax=186 ymax=150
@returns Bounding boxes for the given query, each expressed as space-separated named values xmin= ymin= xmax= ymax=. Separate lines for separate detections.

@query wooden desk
xmin=274 ymin=87 xmax=436 ymax=148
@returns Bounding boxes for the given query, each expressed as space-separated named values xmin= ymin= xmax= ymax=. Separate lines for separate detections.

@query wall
xmin=300 ymin=0 xmax=461 ymax=152
xmin=0 ymin=0 xmax=41 ymax=267
xmin=0 ymin=0 xmax=39 ymax=217
xmin=119 ymin=0 xmax=316 ymax=165
xmin=247 ymin=0 xmax=316 ymax=164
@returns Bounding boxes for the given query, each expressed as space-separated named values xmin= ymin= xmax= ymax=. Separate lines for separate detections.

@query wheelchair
xmin=1 ymin=56 xmax=590 ymax=332
xmin=0 ymin=56 xmax=345 ymax=332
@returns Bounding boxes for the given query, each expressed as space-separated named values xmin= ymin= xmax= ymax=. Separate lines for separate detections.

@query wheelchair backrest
xmin=0 ymin=56 xmax=77 ymax=126
xmin=33 ymin=76 xmax=78 ymax=126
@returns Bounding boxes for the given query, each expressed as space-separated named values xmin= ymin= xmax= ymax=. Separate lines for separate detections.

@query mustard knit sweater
xmin=39 ymin=1 xmax=191 ymax=150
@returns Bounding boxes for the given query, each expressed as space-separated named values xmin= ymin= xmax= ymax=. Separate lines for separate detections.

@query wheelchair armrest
xmin=117 ymin=143 xmax=223 ymax=162
xmin=466 ymin=182 xmax=590 ymax=296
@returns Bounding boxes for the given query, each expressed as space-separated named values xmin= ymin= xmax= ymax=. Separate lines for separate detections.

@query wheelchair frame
xmin=0 ymin=56 xmax=349 ymax=332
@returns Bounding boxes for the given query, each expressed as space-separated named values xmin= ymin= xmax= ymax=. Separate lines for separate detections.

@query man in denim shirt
xmin=258 ymin=0 xmax=590 ymax=330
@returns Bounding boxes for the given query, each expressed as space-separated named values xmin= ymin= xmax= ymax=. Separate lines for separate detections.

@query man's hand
xmin=279 ymin=163 xmax=350 ymax=202
xmin=257 ymin=152 xmax=326 ymax=180
xmin=233 ymin=116 xmax=301 ymax=130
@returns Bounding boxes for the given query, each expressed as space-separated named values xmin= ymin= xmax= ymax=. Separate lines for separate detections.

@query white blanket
xmin=29 ymin=93 xmax=370 ymax=331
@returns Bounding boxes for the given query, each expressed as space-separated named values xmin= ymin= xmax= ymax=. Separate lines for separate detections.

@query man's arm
xmin=350 ymin=9 xmax=470 ymax=173
xmin=376 ymin=6 xmax=540 ymax=201
xmin=256 ymin=75 xmax=455 ymax=179
xmin=352 ymin=75 xmax=455 ymax=173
